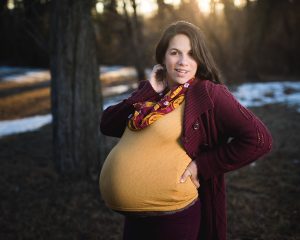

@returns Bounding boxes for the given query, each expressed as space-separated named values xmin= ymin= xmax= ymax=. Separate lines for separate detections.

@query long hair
xmin=155 ymin=21 xmax=222 ymax=84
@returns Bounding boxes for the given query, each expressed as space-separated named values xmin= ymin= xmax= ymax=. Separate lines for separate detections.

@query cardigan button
xmin=193 ymin=122 xmax=200 ymax=130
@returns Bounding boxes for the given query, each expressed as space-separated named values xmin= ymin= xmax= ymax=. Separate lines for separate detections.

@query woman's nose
xmin=178 ymin=55 xmax=188 ymax=66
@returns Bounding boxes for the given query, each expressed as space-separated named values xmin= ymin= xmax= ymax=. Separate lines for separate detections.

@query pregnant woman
xmin=99 ymin=21 xmax=272 ymax=240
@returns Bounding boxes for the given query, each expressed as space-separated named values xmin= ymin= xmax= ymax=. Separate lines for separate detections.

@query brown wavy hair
xmin=155 ymin=21 xmax=222 ymax=84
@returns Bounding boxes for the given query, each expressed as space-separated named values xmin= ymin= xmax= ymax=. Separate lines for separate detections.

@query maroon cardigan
xmin=100 ymin=79 xmax=273 ymax=240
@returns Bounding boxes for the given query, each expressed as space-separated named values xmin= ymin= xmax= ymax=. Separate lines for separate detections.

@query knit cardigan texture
xmin=99 ymin=79 xmax=273 ymax=240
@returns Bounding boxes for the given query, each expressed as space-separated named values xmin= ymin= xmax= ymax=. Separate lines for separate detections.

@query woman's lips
xmin=175 ymin=69 xmax=189 ymax=73
xmin=175 ymin=69 xmax=189 ymax=77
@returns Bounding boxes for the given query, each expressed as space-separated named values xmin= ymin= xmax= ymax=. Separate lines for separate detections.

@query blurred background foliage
xmin=0 ymin=0 xmax=299 ymax=83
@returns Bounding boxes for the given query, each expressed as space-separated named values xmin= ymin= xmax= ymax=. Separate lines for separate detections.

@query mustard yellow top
xmin=99 ymin=100 xmax=198 ymax=212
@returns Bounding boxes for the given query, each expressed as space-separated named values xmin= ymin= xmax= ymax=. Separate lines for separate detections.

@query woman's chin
xmin=169 ymin=77 xmax=192 ymax=85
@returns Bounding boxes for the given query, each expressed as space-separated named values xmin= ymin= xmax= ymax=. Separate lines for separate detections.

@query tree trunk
xmin=50 ymin=0 xmax=102 ymax=177
xmin=123 ymin=0 xmax=146 ymax=81
xmin=130 ymin=0 xmax=146 ymax=80
xmin=241 ymin=0 xmax=273 ymax=80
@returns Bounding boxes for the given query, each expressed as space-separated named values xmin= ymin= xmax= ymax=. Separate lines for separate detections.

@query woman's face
xmin=164 ymin=34 xmax=198 ymax=87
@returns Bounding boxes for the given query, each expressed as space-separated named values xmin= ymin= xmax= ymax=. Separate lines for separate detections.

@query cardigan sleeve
xmin=100 ymin=80 xmax=166 ymax=138
xmin=196 ymin=84 xmax=273 ymax=181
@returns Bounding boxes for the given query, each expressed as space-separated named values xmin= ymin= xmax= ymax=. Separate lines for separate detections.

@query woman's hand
xmin=180 ymin=161 xmax=200 ymax=189
xmin=149 ymin=64 xmax=167 ymax=93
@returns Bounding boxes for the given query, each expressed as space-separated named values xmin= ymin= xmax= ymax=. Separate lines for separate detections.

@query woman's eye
xmin=170 ymin=51 xmax=177 ymax=55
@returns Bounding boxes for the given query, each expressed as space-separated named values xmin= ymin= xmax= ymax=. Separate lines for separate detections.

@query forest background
xmin=1 ymin=0 xmax=299 ymax=83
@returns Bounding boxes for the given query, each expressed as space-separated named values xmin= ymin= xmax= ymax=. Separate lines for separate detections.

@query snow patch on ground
xmin=0 ymin=65 xmax=138 ymax=83
xmin=100 ymin=66 xmax=137 ymax=79
xmin=233 ymin=81 xmax=300 ymax=112
xmin=102 ymin=83 xmax=138 ymax=98
xmin=0 ymin=114 xmax=52 ymax=138
xmin=0 ymin=66 xmax=50 ymax=83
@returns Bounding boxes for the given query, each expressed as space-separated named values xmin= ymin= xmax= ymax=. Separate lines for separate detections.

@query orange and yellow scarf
xmin=128 ymin=77 xmax=195 ymax=131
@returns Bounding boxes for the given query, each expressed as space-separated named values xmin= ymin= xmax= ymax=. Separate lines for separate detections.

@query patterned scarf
xmin=128 ymin=77 xmax=195 ymax=131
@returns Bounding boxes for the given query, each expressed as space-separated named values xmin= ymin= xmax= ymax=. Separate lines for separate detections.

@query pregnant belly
xmin=99 ymin=146 xmax=198 ymax=212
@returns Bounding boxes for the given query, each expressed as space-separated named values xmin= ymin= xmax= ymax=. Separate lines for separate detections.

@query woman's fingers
xmin=191 ymin=176 xmax=200 ymax=188
xmin=180 ymin=161 xmax=201 ymax=188
xmin=153 ymin=64 xmax=164 ymax=71
xmin=149 ymin=64 xmax=166 ymax=93
xmin=180 ymin=168 xmax=200 ymax=188
xmin=180 ymin=168 xmax=192 ymax=183
xmin=151 ymin=64 xmax=164 ymax=78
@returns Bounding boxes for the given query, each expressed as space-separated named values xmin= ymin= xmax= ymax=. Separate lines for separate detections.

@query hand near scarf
xmin=180 ymin=161 xmax=200 ymax=189
xmin=149 ymin=64 xmax=168 ymax=93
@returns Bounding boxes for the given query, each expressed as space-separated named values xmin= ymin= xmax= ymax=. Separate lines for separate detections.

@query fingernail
xmin=180 ymin=178 xmax=184 ymax=183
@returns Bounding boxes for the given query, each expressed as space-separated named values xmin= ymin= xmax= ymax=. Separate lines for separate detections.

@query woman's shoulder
xmin=194 ymin=78 xmax=224 ymax=87
xmin=193 ymin=79 xmax=227 ymax=99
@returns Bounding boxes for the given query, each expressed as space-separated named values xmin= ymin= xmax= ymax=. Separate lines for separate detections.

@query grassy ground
xmin=0 ymin=79 xmax=299 ymax=239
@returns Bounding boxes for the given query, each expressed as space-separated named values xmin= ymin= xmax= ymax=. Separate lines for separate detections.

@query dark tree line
xmin=0 ymin=0 xmax=50 ymax=66
xmin=1 ymin=0 xmax=299 ymax=82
